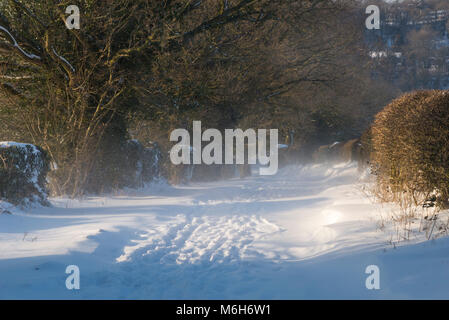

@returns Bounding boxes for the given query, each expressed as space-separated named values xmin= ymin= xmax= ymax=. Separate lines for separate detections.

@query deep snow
xmin=1 ymin=163 xmax=449 ymax=299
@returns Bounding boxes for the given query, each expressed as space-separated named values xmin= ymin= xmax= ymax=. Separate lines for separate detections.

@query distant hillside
xmin=365 ymin=0 xmax=449 ymax=90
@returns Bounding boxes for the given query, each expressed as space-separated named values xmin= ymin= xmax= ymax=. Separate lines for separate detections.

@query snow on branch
xmin=0 ymin=25 xmax=41 ymax=61
xmin=0 ymin=75 xmax=34 ymax=80
xmin=52 ymin=47 xmax=75 ymax=72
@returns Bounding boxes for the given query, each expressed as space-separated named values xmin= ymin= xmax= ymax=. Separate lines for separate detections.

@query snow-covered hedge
xmin=0 ymin=142 xmax=50 ymax=206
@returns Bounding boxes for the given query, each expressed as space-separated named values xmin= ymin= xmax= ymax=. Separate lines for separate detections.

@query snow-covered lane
xmin=1 ymin=163 xmax=449 ymax=299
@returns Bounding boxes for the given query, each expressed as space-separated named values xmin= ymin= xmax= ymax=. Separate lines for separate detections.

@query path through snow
xmin=1 ymin=163 xmax=449 ymax=299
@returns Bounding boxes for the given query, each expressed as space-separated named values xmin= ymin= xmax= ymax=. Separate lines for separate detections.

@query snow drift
xmin=2 ymin=162 xmax=449 ymax=299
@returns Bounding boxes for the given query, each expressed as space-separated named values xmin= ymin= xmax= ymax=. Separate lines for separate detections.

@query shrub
xmin=121 ymin=140 xmax=161 ymax=189
xmin=312 ymin=139 xmax=362 ymax=163
xmin=47 ymin=138 xmax=161 ymax=195
xmin=0 ymin=142 xmax=50 ymax=206
xmin=370 ymin=90 xmax=449 ymax=209
xmin=357 ymin=127 xmax=373 ymax=171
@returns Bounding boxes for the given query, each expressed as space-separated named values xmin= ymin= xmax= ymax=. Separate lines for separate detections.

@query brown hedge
xmin=370 ymin=90 xmax=449 ymax=208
